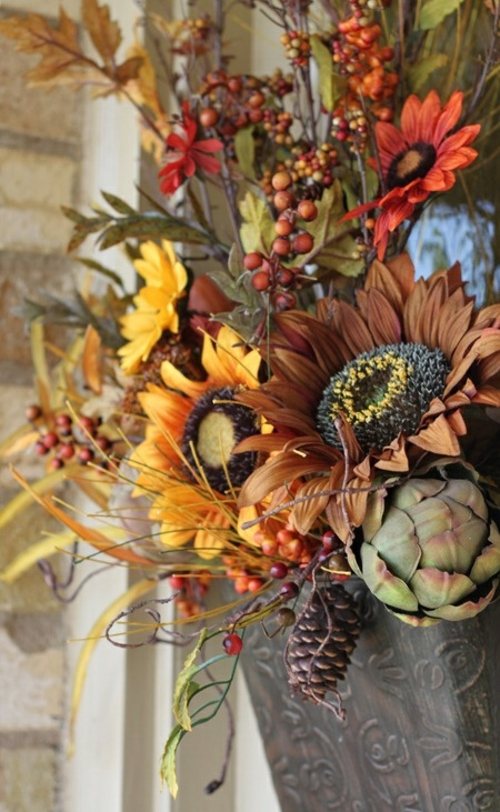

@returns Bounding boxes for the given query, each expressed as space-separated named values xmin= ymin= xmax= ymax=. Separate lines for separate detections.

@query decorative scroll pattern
xmin=241 ymin=583 xmax=500 ymax=812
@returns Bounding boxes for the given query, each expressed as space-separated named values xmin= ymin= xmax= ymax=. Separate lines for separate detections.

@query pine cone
xmin=285 ymin=582 xmax=361 ymax=714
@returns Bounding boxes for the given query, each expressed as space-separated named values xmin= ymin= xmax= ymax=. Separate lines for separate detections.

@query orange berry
xmin=271 ymin=170 xmax=292 ymax=191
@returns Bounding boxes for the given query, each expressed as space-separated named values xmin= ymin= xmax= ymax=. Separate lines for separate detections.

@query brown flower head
xmin=237 ymin=255 xmax=500 ymax=540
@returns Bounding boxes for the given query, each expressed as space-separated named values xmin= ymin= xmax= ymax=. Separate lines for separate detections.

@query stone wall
xmin=0 ymin=2 xmax=83 ymax=809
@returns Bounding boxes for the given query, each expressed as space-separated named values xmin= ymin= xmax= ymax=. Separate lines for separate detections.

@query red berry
xmin=277 ymin=268 xmax=294 ymax=287
xmin=49 ymin=457 xmax=65 ymax=470
xmin=199 ymin=107 xmax=219 ymax=127
xmin=42 ymin=431 xmax=59 ymax=449
xmin=243 ymin=251 xmax=263 ymax=271
xmin=78 ymin=447 xmax=95 ymax=464
xmin=321 ymin=530 xmax=342 ymax=552
xmin=228 ymin=77 xmax=243 ymax=93
xmin=274 ymin=292 xmax=296 ymax=311
xmin=251 ymin=270 xmax=271 ymax=291
xmin=55 ymin=413 xmax=72 ymax=428
xmin=248 ymin=91 xmax=265 ymax=108
xmin=248 ymin=109 xmax=263 ymax=124
xmin=297 ymin=199 xmax=318 ymax=221
xmin=79 ymin=415 xmax=96 ymax=433
xmin=270 ymin=562 xmax=289 ymax=579
xmin=25 ymin=404 xmax=42 ymax=422
xmin=222 ymin=633 xmax=243 ymax=656
xmin=35 ymin=441 xmax=49 ymax=456
xmin=292 ymin=232 xmax=314 ymax=254
xmin=276 ymin=528 xmax=294 ymax=545
xmin=279 ymin=581 xmax=299 ymax=600
xmin=170 ymin=574 xmax=185 ymax=590
xmin=272 ymin=237 xmax=291 ymax=257
xmin=96 ymin=436 xmax=112 ymax=452
xmin=58 ymin=443 xmax=75 ymax=460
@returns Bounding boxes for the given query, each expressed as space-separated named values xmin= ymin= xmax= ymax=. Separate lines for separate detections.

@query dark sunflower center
xmin=316 ymin=343 xmax=450 ymax=453
xmin=387 ymin=142 xmax=436 ymax=189
xmin=181 ymin=386 xmax=258 ymax=492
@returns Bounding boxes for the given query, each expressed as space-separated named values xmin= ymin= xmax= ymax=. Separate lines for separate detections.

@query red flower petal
xmin=400 ymin=95 xmax=422 ymax=143
xmin=193 ymin=152 xmax=221 ymax=174
xmin=193 ymin=138 xmax=224 ymax=154
xmin=417 ymin=90 xmax=441 ymax=142
xmin=433 ymin=90 xmax=464 ymax=145
xmin=375 ymin=122 xmax=406 ymax=171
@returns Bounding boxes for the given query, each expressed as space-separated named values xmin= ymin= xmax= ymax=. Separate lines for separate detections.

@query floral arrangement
xmin=1 ymin=0 xmax=499 ymax=799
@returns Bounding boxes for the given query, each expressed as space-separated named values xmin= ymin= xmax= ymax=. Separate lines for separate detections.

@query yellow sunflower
xmin=118 ymin=239 xmax=188 ymax=375
xmin=237 ymin=255 xmax=500 ymax=541
xmin=131 ymin=326 xmax=262 ymax=558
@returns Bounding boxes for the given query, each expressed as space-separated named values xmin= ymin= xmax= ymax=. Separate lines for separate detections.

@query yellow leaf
xmin=239 ymin=192 xmax=275 ymax=254
xmin=0 ymin=466 xmax=75 ymax=532
xmin=10 ymin=469 xmax=158 ymax=567
xmin=30 ymin=319 xmax=52 ymax=415
xmin=0 ymin=427 xmax=38 ymax=459
xmin=69 ymin=577 xmax=157 ymax=745
xmin=0 ymin=531 xmax=76 ymax=584
xmin=82 ymin=0 xmax=121 ymax=64
xmin=82 ymin=325 xmax=103 ymax=394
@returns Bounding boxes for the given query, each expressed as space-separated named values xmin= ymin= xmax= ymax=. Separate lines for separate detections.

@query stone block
xmin=0 ymin=500 xmax=62 ymax=614
xmin=2 ymin=0 xmax=81 ymax=16
xmin=0 ymin=253 xmax=75 ymax=365
xmin=0 ymin=45 xmax=81 ymax=144
xmin=0 ymin=148 xmax=77 ymax=253
xmin=0 ymin=626 xmax=63 ymax=732
xmin=0 ymin=747 xmax=57 ymax=812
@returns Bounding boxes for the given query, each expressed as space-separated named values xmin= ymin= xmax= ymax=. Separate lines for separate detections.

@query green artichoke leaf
xmin=391 ymin=478 xmax=445 ymax=509
xmin=406 ymin=497 xmax=453 ymax=545
xmin=370 ymin=506 xmax=421 ymax=581
xmin=442 ymin=479 xmax=489 ymax=522
xmin=469 ymin=523 xmax=500 ymax=583
xmin=425 ymin=581 xmax=498 ymax=621
xmin=419 ymin=519 xmax=487 ymax=573
xmin=361 ymin=489 xmax=386 ymax=542
xmin=360 ymin=544 xmax=419 ymax=612
xmin=410 ymin=568 xmax=475 ymax=609
xmin=390 ymin=609 xmax=440 ymax=627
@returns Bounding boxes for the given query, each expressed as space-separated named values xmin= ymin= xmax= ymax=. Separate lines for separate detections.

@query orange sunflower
xmin=237 ymin=255 xmax=500 ymax=541
xmin=131 ymin=326 xmax=262 ymax=558
xmin=345 ymin=90 xmax=480 ymax=259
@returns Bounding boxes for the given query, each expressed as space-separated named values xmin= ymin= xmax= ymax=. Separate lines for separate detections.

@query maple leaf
xmin=82 ymin=0 xmax=121 ymax=65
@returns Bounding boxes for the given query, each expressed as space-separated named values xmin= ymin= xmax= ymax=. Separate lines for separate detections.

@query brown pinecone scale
xmin=285 ymin=582 xmax=361 ymax=715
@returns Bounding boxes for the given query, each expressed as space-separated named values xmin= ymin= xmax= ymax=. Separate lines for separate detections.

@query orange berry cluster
xmin=244 ymin=170 xmax=319 ymax=311
xmin=255 ymin=526 xmax=314 ymax=568
xmin=261 ymin=144 xmax=338 ymax=200
xmin=26 ymin=405 xmax=115 ymax=471
xmin=169 ymin=573 xmax=210 ymax=618
xmin=330 ymin=0 xmax=397 ymax=151
xmin=198 ymin=71 xmax=294 ymax=145
xmin=172 ymin=15 xmax=213 ymax=56
xmin=280 ymin=30 xmax=311 ymax=66
xmin=226 ymin=566 xmax=266 ymax=595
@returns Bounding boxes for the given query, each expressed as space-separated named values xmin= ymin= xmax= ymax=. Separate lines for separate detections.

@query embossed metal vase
xmin=241 ymin=583 xmax=500 ymax=811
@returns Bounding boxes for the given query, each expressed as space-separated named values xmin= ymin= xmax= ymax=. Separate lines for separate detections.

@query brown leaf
xmin=82 ymin=0 xmax=121 ymax=64
xmin=114 ymin=55 xmax=144 ymax=85
xmin=0 ymin=10 xmax=109 ymax=90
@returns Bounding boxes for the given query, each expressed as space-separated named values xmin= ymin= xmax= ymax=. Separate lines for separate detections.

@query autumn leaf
xmin=0 ymin=10 xmax=104 ymax=89
xmin=297 ymin=182 xmax=363 ymax=277
xmin=82 ymin=0 xmax=121 ymax=65
xmin=239 ymin=191 xmax=275 ymax=254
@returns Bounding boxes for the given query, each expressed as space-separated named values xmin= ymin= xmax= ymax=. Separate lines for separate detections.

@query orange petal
xmin=409 ymin=414 xmax=460 ymax=455
xmin=432 ymin=91 xmax=464 ymax=145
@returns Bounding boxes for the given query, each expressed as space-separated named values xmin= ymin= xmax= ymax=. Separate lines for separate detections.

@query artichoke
xmin=347 ymin=463 xmax=500 ymax=626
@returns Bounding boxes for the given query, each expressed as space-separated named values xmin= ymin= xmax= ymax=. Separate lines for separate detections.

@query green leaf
xmin=418 ymin=0 xmax=465 ymax=30
xmin=160 ymin=723 xmax=185 ymax=798
xmin=173 ymin=628 xmax=208 ymax=731
xmin=408 ymin=54 xmax=449 ymax=91
xmin=100 ymin=191 xmax=136 ymax=215
xmin=76 ymin=257 xmax=126 ymax=290
xmin=98 ymin=214 xmax=212 ymax=250
xmin=298 ymin=182 xmax=363 ymax=277
xmin=310 ymin=35 xmax=343 ymax=112
xmin=239 ymin=191 xmax=275 ymax=254
xmin=234 ymin=127 xmax=256 ymax=179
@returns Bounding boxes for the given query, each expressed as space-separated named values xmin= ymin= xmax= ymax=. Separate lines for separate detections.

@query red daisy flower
xmin=159 ymin=102 xmax=223 ymax=195
xmin=345 ymin=90 xmax=480 ymax=259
